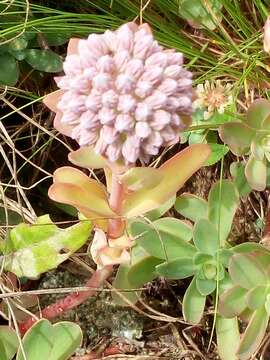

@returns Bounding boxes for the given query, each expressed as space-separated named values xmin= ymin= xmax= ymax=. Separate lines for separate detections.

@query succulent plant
xmin=44 ymin=22 xmax=193 ymax=166
xmin=219 ymin=99 xmax=270 ymax=191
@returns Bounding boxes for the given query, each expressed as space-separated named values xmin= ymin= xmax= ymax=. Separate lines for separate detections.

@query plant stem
xmin=19 ymin=172 xmax=125 ymax=334
xmin=19 ymin=265 xmax=113 ymax=335
xmin=107 ymin=173 xmax=125 ymax=239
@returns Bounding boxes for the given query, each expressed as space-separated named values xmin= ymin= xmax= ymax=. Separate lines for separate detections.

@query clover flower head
xmin=194 ymin=80 xmax=233 ymax=120
xmin=44 ymin=22 xmax=193 ymax=165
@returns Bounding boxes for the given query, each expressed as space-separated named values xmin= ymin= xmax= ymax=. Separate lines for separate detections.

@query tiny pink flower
xmin=44 ymin=22 xmax=193 ymax=165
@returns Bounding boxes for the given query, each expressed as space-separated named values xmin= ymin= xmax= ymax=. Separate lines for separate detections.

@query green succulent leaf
xmin=1 ymin=215 xmax=92 ymax=279
xmin=112 ymin=264 xmax=141 ymax=306
xmin=25 ymin=49 xmax=63 ymax=72
xmin=128 ymin=245 xmax=162 ymax=286
xmin=216 ymin=316 xmax=240 ymax=360
xmin=245 ymin=155 xmax=267 ymax=191
xmin=229 ymin=253 xmax=267 ymax=289
xmin=208 ymin=180 xmax=239 ymax=245
xmin=16 ymin=319 xmax=82 ymax=360
xmin=183 ymin=277 xmax=206 ymax=324
xmin=246 ymin=286 xmax=267 ymax=311
xmin=204 ymin=143 xmax=229 ymax=166
xmin=119 ymin=167 xmax=163 ymax=191
xmin=219 ymin=122 xmax=255 ymax=156
xmin=219 ymin=286 xmax=247 ymax=318
xmin=193 ymin=252 xmax=213 ymax=265
xmin=174 ymin=193 xmax=207 ymax=222
xmin=129 ymin=218 xmax=195 ymax=260
xmin=245 ymin=99 xmax=270 ymax=129
xmin=0 ymin=326 xmax=19 ymax=360
xmin=0 ymin=53 xmax=19 ymax=86
xmin=232 ymin=242 xmax=270 ymax=254
xmin=196 ymin=276 xmax=216 ymax=296
xmin=156 ymin=257 xmax=197 ymax=279
xmin=230 ymin=162 xmax=251 ymax=197
xmin=237 ymin=307 xmax=269 ymax=360
xmin=193 ymin=218 xmax=219 ymax=254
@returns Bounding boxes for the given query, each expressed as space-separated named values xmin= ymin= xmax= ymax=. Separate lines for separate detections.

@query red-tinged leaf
xmin=67 ymin=38 xmax=80 ymax=55
xmin=229 ymin=253 xmax=267 ymax=289
xmin=123 ymin=144 xmax=211 ymax=217
xmin=53 ymin=167 xmax=107 ymax=199
xmin=43 ymin=90 xmax=64 ymax=113
xmin=245 ymin=155 xmax=267 ymax=191
xmin=53 ymin=112 xmax=73 ymax=136
xmin=246 ymin=99 xmax=270 ymax=129
xmin=68 ymin=147 xmax=107 ymax=169
xmin=219 ymin=286 xmax=247 ymax=318
xmin=219 ymin=122 xmax=255 ymax=156
xmin=119 ymin=167 xmax=163 ymax=191
xmin=238 ymin=307 xmax=269 ymax=360
xmin=246 ymin=286 xmax=267 ymax=311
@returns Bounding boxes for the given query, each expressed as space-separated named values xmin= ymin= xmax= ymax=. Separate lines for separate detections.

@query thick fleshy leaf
xmin=219 ymin=122 xmax=255 ymax=156
xmin=229 ymin=253 xmax=267 ymax=289
xmin=208 ymin=180 xmax=239 ymax=246
xmin=216 ymin=316 xmax=240 ymax=360
xmin=250 ymin=137 xmax=265 ymax=161
xmin=112 ymin=264 xmax=141 ymax=306
xmin=237 ymin=307 xmax=269 ymax=360
xmin=219 ymin=286 xmax=247 ymax=318
xmin=43 ymin=90 xmax=64 ymax=113
xmin=123 ymin=144 xmax=211 ymax=217
xmin=49 ymin=167 xmax=115 ymax=218
xmin=183 ymin=277 xmax=206 ymax=324
xmin=245 ymin=155 xmax=266 ymax=191
xmin=1 ymin=215 xmax=92 ymax=279
xmin=0 ymin=53 xmax=19 ymax=86
xmin=232 ymin=242 xmax=270 ymax=255
xmin=120 ymin=167 xmax=163 ymax=191
xmin=156 ymin=257 xmax=197 ymax=279
xmin=129 ymin=218 xmax=195 ymax=260
xmin=204 ymin=143 xmax=229 ymax=166
xmin=53 ymin=112 xmax=73 ymax=136
xmin=193 ymin=218 xmax=219 ymax=254
xmin=174 ymin=193 xmax=207 ymax=222
xmin=68 ymin=147 xmax=107 ymax=169
xmin=246 ymin=286 xmax=267 ymax=311
xmin=246 ymin=99 xmax=270 ymax=129
xmin=230 ymin=162 xmax=251 ymax=197
xmin=128 ymin=245 xmax=162 ymax=286
xmin=195 ymin=276 xmax=216 ymax=295
xmin=25 ymin=49 xmax=63 ymax=72
xmin=16 ymin=319 xmax=82 ymax=360
xmin=0 ymin=326 xmax=19 ymax=360
xmin=145 ymin=195 xmax=176 ymax=221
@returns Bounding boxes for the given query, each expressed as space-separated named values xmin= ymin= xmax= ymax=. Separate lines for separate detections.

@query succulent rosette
xmin=44 ymin=22 xmax=193 ymax=166
xmin=219 ymin=99 xmax=270 ymax=191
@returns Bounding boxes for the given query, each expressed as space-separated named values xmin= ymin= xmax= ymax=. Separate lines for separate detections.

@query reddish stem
xmin=19 ymin=265 xmax=113 ymax=335
xmin=19 ymin=173 xmax=125 ymax=334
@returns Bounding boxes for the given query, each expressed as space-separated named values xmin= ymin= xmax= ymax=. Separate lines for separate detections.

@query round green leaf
xmin=196 ymin=276 xmax=216 ymax=295
xmin=245 ymin=155 xmax=266 ymax=191
xmin=0 ymin=53 xmax=19 ymax=86
xmin=174 ymin=193 xmax=207 ymax=223
xmin=246 ymin=99 xmax=270 ymax=129
xmin=204 ymin=143 xmax=229 ymax=166
xmin=25 ymin=49 xmax=63 ymax=72
xmin=193 ymin=218 xmax=219 ymax=255
xmin=183 ymin=277 xmax=206 ymax=324
xmin=130 ymin=218 xmax=195 ymax=260
xmin=156 ymin=257 xmax=197 ymax=279
xmin=0 ymin=326 xmax=19 ymax=360
xmin=16 ymin=319 xmax=82 ymax=360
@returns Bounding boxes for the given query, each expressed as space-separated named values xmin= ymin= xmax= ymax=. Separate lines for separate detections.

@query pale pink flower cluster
xmin=54 ymin=22 xmax=193 ymax=164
